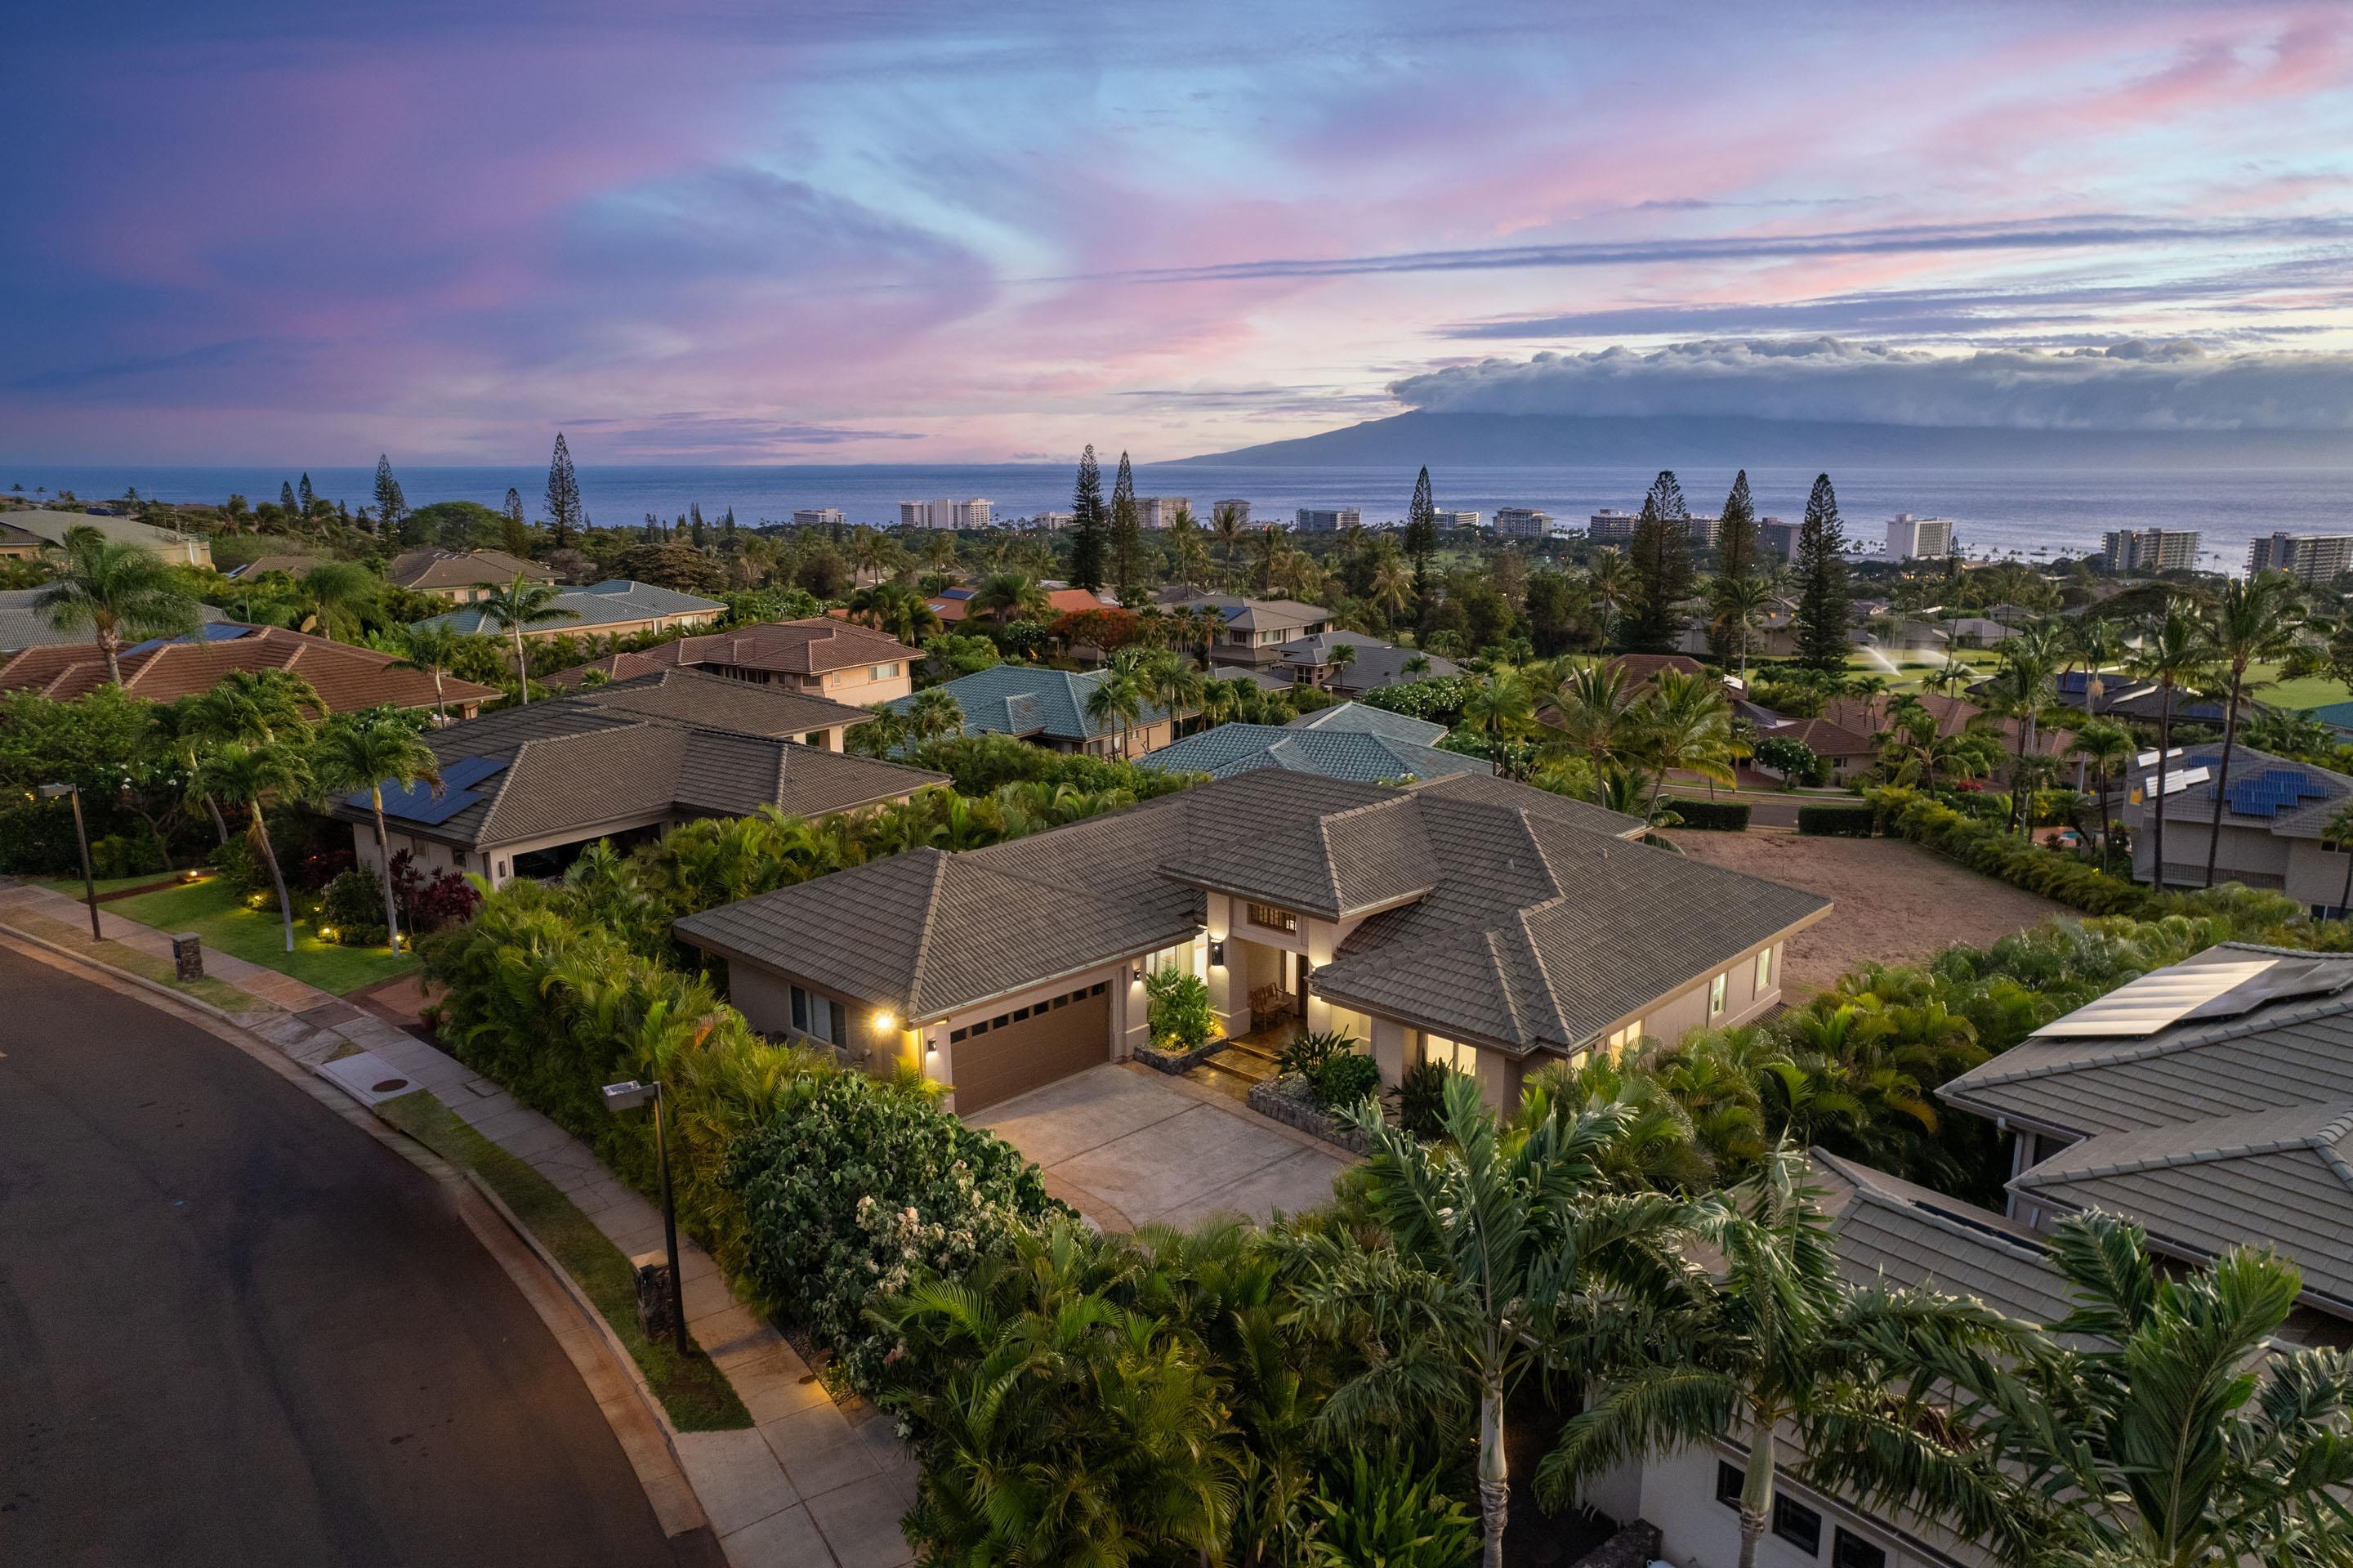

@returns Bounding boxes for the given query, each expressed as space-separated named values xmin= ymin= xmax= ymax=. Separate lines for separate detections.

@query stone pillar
xmin=172 ymin=933 xmax=203 ymax=982
xmin=1204 ymin=896 xmax=1246 ymax=1035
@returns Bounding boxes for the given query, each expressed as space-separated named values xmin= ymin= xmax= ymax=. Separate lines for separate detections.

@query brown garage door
xmin=947 ymin=979 xmax=1113 ymax=1112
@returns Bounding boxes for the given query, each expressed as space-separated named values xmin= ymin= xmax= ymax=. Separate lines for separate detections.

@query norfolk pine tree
xmin=1403 ymin=466 xmax=1439 ymax=611
xmin=1708 ymin=470 xmax=1761 ymax=663
xmin=372 ymin=454 xmax=406 ymax=538
xmin=1623 ymin=470 xmax=1694 ymax=654
xmin=1069 ymin=444 xmax=1108 ymax=592
xmin=1109 ymin=450 xmax=1146 ymax=604
xmin=544 ymin=431 xmax=583 ymax=549
xmin=1794 ymin=473 xmax=1851 ymax=671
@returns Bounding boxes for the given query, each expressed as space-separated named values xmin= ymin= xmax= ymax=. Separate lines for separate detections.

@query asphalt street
xmin=0 ymin=942 xmax=711 ymax=1566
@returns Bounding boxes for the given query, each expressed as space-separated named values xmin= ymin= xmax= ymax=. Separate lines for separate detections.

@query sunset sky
xmin=7 ymin=1 xmax=2352 ymax=464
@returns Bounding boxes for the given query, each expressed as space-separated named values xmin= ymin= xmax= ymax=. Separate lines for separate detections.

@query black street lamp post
xmin=601 ymin=1078 xmax=688 ymax=1356
xmin=38 ymin=783 xmax=100 ymax=940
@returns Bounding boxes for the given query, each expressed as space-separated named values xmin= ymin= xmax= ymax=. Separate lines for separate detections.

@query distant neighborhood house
xmin=413 ymin=579 xmax=726 ymax=641
xmin=386 ymin=547 xmax=560 ymax=602
xmin=544 ymin=617 xmax=917 ymax=706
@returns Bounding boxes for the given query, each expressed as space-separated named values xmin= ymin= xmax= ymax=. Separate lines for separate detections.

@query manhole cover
xmin=373 ymin=1078 xmax=409 ymax=1093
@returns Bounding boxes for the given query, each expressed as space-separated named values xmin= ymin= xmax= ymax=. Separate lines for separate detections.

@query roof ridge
xmin=1957 ymin=986 xmax=2353 ymax=1088
xmin=901 ymin=849 xmax=956 ymax=1016
xmin=2019 ymin=1101 xmax=2353 ymax=1184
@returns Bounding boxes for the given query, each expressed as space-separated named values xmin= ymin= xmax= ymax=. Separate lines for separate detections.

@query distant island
xmin=1176 ymin=410 xmax=2353 ymax=470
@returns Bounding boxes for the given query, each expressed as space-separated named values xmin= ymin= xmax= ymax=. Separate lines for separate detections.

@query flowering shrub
xmin=726 ymin=1070 xmax=1059 ymax=1388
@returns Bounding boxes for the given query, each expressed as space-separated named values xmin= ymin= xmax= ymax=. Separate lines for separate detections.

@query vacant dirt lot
xmin=1661 ymin=830 xmax=2071 ymax=999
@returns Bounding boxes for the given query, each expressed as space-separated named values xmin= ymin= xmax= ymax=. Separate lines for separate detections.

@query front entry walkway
xmin=969 ymin=1063 xmax=1352 ymax=1231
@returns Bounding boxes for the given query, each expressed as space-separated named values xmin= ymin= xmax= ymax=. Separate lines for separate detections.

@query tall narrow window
xmin=1757 ymin=945 xmax=1776 ymax=992
xmin=1709 ymin=972 xmax=1729 ymax=1017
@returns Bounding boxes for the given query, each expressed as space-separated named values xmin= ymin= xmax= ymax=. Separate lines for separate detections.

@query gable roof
xmin=386 ymin=547 xmax=556 ymax=591
xmin=224 ymin=553 xmax=328 ymax=580
xmin=677 ymin=768 xmax=1820 ymax=1042
xmin=1811 ymin=1151 xmax=2077 ymax=1327
xmin=2135 ymin=742 xmax=2353 ymax=841
xmin=413 ymin=579 xmax=724 ymax=636
xmin=335 ymin=669 xmax=940 ymax=850
xmin=542 ymin=616 xmax=914 ymax=686
xmin=0 ymin=620 xmax=498 ymax=711
xmin=0 ymin=587 xmax=231 ymax=654
xmin=1285 ymin=701 xmax=1449 ymax=746
xmin=891 ymin=663 xmax=1175 ymax=743
xmin=1155 ymin=587 xmax=1330 ymax=631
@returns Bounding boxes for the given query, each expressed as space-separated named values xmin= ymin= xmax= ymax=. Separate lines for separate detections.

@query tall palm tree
xmin=2069 ymin=717 xmax=2135 ymax=860
xmin=382 ymin=619 xmax=469 ymax=723
xmin=313 ymin=708 xmax=442 ymax=949
xmin=1551 ymin=663 xmax=1642 ymax=774
xmin=1585 ymin=552 xmax=1632 ymax=650
xmin=1210 ymin=500 xmax=1248 ymax=570
xmin=1825 ymin=1211 xmax=2353 ymax=1568
xmin=847 ymin=579 xmax=942 ymax=646
xmin=2128 ymin=600 xmax=2213 ymax=892
xmin=33 ymin=524 xmax=202 ymax=684
xmin=1368 ymin=548 xmax=1415 ymax=628
xmin=1084 ymin=660 xmax=1148 ymax=758
xmin=1983 ymin=623 xmax=2063 ymax=836
xmin=190 ymin=740 xmax=314 ymax=953
xmin=1638 ymin=668 xmax=1737 ymax=824
xmin=971 ymin=571 xmax=1052 ymax=625
xmin=1712 ymin=573 xmax=1775 ymax=679
xmin=1297 ymin=1077 xmax=1695 ymax=1568
xmin=1324 ymin=639 xmax=1357 ymax=690
xmin=475 ymin=572 xmax=578 ymax=703
xmin=1460 ymin=669 xmax=1534 ymax=744
xmin=1543 ymin=1148 xmax=2034 ymax=1568
xmin=176 ymin=668 xmax=326 ymax=842
xmin=2061 ymin=614 xmax=2125 ymax=717
xmin=1136 ymin=649 xmax=1202 ymax=738
xmin=2198 ymin=573 xmax=2304 ymax=887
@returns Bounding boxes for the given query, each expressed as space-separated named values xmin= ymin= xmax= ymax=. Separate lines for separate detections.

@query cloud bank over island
xmin=1391 ymin=339 xmax=2353 ymax=432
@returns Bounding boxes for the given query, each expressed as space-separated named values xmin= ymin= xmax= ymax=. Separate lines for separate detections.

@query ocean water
xmin=7 ymin=460 xmax=2346 ymax=575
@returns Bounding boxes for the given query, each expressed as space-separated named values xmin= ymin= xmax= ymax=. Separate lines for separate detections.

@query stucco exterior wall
xmin=1631 ymin=1441 xmax=1972 ymax=1568
xmin=813 ymin=662 xmax=913 ymax=705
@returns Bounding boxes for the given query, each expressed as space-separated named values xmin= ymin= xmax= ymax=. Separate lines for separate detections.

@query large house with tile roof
xmin=0 ymin=507 xmax=212 ymax=567
xmin=413 ymin=579 xmax=726 ymax=642
xmin=1136 ymin=702 xmax=1489 ymax=784
xmin=333 ymin=668 xmax=942 ymax=887
xmin=386 ymin=547 xmax=560 ymax=602
xmin=1271 ymin=631 xmax=1461 ymax=695
xmin=542 ymin=616 xmax=915 ymax=706
xmin=2122 ymin=742 xmax=2353 ymax=907
xmin=1154 ymin=588 xmax=1334 ymax=668
xmin=0 ymin=587 xmax=232 ymax=653
xmin=0 ymin=622 xmax=501 ymax=717
xmin=891 ymin=663 xmax=1186 ymax=758
xmin=675 ymin=768 xmax=1828 ymax=1114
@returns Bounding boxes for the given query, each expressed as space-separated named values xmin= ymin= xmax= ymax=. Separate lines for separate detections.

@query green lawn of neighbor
xmin=2248 ymin=663 xmax=2353 ymax=713
xmin=106 ymin=878 xmax=417 ymax=995
xmin=37 ymin=871 xmax=192 ymax=898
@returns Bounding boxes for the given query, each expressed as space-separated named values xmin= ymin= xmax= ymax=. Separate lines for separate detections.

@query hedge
xmin=1875 ymin=789 xmax=2150 ymax=917
xmin=1797 ymin=802 xmax=1877 ymax=838
xmin=1668 ymin=798 xmax=1751 ymax=832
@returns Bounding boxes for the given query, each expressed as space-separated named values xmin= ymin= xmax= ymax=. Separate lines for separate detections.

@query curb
xmin=0 ymin=916 xmax=255 ymax=1028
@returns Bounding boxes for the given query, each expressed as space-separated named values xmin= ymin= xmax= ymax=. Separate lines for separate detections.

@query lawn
xmin=2249 ymin=662 xmax=2353 ymax=713
xmin=106 ymin=878 xmax=417 ymax=995
xmin=377 ymin=1090 xmax=751 ymax=1432
xmin=37 ymin=871 xmax=194 ymax=898
xmin=1661 ymin=829 xmax=2070 ymax=999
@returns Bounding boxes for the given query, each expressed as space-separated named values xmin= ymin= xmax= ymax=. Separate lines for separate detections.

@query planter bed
xmin=1245 ymin=1074 xmax=1382 ymax=1156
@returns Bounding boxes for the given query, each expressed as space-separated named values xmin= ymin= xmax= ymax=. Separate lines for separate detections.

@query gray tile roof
xmin=1275 ymin=632 xmax=1462 ymax=690
xmin=891 ymin=663 xmax=1174 ymax=743
xmin=1 ymin=507 xmax=203 ymax=553
xmin=2135 ymin=743 xmax=2353 ymax=840
xmin=680 ymin=767 xmax=1826 ymax=1047
xmin=413 ymin=579 xmax=725 ymax=636
xmin=2008 ymin=1101 xmax=2353 ymax=1311
xmin=1812 ymin=1152 xmax=2077 ymax=1327
xmin=0 ymin=587 xmax=229 ymax=652
xmin=336 ymin=670 xmax=941 ymax=850
xmin=387 ymin=547 xmax=556 ymax=591
xmin=1135 ymin=719 xmax=1489 ymax=785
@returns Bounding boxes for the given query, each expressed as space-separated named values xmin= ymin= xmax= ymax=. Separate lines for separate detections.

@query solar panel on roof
xmin=2030 ymin=958 xmax=2276 ymax=1038
xmin=359 ymin=753 xmax=509 ymax=826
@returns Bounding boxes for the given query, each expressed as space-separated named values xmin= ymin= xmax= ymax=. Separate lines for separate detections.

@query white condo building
xmin=1214 ymin=499 xmax=1252 ymax=526
xmin=793 ymin=507 xmax=846 ymax=530
xmin=1295 ymin=507 xmax=1361 ymax=531
xmin=1495 ymin=507 xmax=1554 ymax=538
xmin=2248 ymin=531 xmax=2353 ymax=583
xmin=1885 ymin=512 xmax=1955 ymax=560
xmin=1757 ymin=517 xmax=1802 ymax=565
xmin=1139 ymin=497 xmax=1190 ymax=529
xmin=1435 ymin=510 xmax=1481 ymax=530
xmin=1586 ymin=508 xmax=1638 ymax=543
xmin=2101 ymin=528 xmax=2201 ymax=573
xmin=898 ymin=498 xmax=993 ymax=529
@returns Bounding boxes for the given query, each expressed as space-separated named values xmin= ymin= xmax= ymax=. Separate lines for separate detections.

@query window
xmin=1832 ymin=1529 xmax=1886 ymax=1568
xmin=1247 ymin=901 xmax=1297 ymax=934
xmin=1710 ymin=972 xmax=1729 ymax=1017
xmin=1012 ymin=1006 xmax=1031 ymax=1021
xmin=950 ymin=1025 xmax=969 ymax=1043
xmin=1772 ymin=1494 xmax=1822 ymax=1555
xmin=1425 ymin=1034 xmax=1476 ymax=1073
xmin=1090 ymin=981 xmax=1106 ymax=996
xmin=1605 ymin=1021 xmax=1643 ymax=1056
xmin=1757 ymin=945 xmax=1775 ymax=993
xmin=872 ymin=663 xmax=898 ymax=680
xmin=1714 ymin=1462 xmax=1744 ymax=1509
xmin=791 ymin=986 xmax=809 ymax=1033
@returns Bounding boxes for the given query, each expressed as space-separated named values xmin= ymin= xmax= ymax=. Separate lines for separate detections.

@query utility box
xmin=632 ymin=1251 xmax=676 ymax=1341
xmin=172 ymin=933 xmax=203 ymax=981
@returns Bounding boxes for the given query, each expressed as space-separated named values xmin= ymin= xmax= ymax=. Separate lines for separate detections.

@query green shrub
xmin=1306 ymin=1450 xmax=1480 ymax=1568
xmin=1145 ymin=967 xmax=1215 ymax=1052
xmin=208 ymin=838 xmax=270 ymax=894
xmin=1391 ymin=1059 xmax=1459 ymax=1140
xmin=88 ymin=831 xmax=166 ymax=879
xmin=1797 ymin=803 xmax=1877 ymax=837
xmin=1753 ymin=735 xmax=1818 ymax=783
xmin=726 ymin=1070 xmax=1058 ymax=1388
xmin=1309 ymin=1051 xmax=1382 ymax=1112
xmin=1877 ymin=791 xmax=2150 ymax=918
xmin=1668 ymin=798 xmax=1751 ymax=832
xmin=1277 ymin=1028 xmax=1355 ymax=1080
xmin=319 ymin=867 xmax=384 ymax=932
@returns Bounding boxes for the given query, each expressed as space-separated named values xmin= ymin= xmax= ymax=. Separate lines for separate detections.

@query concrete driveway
xmin=969 ymin=1064 xmax=1352 ymax=1231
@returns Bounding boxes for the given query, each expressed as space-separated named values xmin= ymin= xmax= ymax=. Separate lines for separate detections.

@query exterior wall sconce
xmin=1209 ymin=939 xmax=1226 ymax=967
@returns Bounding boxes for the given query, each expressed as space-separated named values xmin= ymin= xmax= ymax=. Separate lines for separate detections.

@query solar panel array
xmin=124 ymin=623 xmax=255 ymax=656
xmin=2217 ymin=766 xmax=2328 ymax=819
xmin=359 ymin=753 xmax=510 ymax=827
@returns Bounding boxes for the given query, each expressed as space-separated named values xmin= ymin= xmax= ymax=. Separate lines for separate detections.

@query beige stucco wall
xmin=1627 ymin=1441 xmax=1978 ymax=1568
xmin=814 ymin=662 xmax=913 ymax=705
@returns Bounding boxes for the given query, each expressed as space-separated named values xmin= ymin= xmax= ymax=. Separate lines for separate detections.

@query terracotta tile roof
xmin=0 ymin=623 xmax=499 ymax=713
xmin=542 ymin=616 xmax=914 ymax=686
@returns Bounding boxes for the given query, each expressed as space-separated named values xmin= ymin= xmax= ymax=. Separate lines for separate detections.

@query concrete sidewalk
xmin=0 ymin=880 xmax=918 ymax=1568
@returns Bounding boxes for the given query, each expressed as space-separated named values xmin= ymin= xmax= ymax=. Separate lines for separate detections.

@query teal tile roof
xmin=413 ymin=579 xmax=725 ymax=636
xmin=891 ymin=663 xmax=1173 ymax=742
xmin=1137 ymin=721 xmax=1487 ymax=784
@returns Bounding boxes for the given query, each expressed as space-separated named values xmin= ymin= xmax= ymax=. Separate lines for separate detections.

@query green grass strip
xmin=375 ymin=1089 xmax=752 ymax=1432
xmin=106 ymin=878 xmax=417 ymax=996
xmin=7 ymin=909 xmax=255 ymax=1012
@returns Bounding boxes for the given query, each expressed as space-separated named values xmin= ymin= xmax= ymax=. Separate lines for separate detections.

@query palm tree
xmin=1324 ymin=639 xmax=1357 ymax=690
xmin=847 ymin=579 xmax=942 ymax=646
xmin=1136 ymin=649 xmax=1203 ymax=737
xmin=2068 ymin=717 xmax=2134 ymax=860
xmin=1981 ymin=624 xmax=2061 ymax=836
xmin=1638 ymin=668 xmax=1737 ymax=824
xmin=1459 ymin=669 xmax=1534 ymax=744
xmin=1402 ymin=651 xmax=1432 ymax=678
xmin=2061 ymin=614 xmax=2124 ymax=717
xmin=1543 ymin=1147 xmax=2034 ymax=1568
xmin=1296 ymin=1076 xmax=1696 ymax=1568
xmin=1210 ymin=500 xmax=1247 ymax=570
xmin=968 ymin=571 xmax=1051 ymax=624
xmin=382 ymin=619 xmax=469 ymax=723
xmin=2198 ymin=573 xmax=2304 ymax=887
xmin=1712 ymin=573 xmax=1775 ymax=678
xmin=1551 ymin=663 xmax=1641 ymax=774
xmin=1084 ymin=660 xmax=1148 ymax=758
xmin=297 ymin=560 xmax=382 ymax=641
xmin=1369 ymin=547 xmax=1415 ymax=628
xmin=2128 ymin=600 xmax=2213 ymax=892
xmin=176 ymin=668 xmax=326 ymax=842
xmin=476 ymin=572 xmax=578 ymax=703
xmin=1826 ymin=1211 xmax=2353 ymax=1568
xmin=190 ymin=740 xmax=315 ymax=952
xmin=1585 ymin=552 xmax=1632 ymax=650
xmin=313 ymin=708 xmax=442 ymax=949
xmin=1874 ymin=703 xmax=2003 ymax=791
xmin=1252 ymin=525 xmax=1288 ymax=595
xmin=33 ymin=524 xmax=202 ymax=684
xmin=2328 ymin=799 xmax=2353 ymax=918
xmin=902 ymin=688 xmax=964 ymax=746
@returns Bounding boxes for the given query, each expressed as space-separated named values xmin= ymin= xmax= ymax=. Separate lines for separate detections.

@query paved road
xmin=0 ymin=944 xmax=708 ymax=1566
